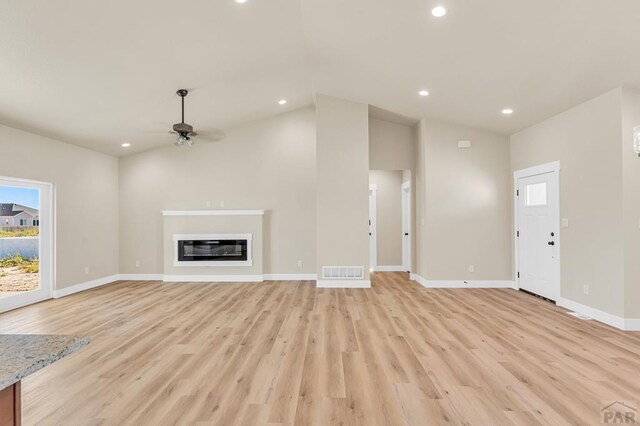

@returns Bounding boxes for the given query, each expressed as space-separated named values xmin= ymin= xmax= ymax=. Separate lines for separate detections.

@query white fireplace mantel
xmin=162 ymin=209 xmax=265 ymax=217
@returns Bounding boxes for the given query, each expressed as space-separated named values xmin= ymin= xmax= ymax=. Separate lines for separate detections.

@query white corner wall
xmin=316 ymin=95 xmax=370 ymax=285
xmin=415 ymin=119 xmax=512 ymax=281
xmin=0 ymin=124 xmax=119 ymax=290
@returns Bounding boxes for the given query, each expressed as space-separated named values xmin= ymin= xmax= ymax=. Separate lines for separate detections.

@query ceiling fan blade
xmin=192 ymin=128 xmax=226 ymax=142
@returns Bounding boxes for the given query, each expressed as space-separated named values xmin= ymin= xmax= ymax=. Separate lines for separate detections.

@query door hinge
xmin=517 ymin=272 xmax=520 ymax=278
xmin=516 ymin=189 xmax=519 ymax=196
xmin=517 ymin=230 xmax=520 ymax=237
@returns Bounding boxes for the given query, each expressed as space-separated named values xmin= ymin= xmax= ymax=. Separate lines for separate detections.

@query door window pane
xmin=526 ymin=182 xmax=547 ymax=206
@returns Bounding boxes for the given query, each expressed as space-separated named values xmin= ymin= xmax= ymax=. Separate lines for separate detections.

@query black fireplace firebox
xmin=177 ymin=239 xmax=248 ymax=262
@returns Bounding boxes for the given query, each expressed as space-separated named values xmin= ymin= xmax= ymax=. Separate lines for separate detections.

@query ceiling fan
xmin=170 ymin=89 xmax=225 ymax=146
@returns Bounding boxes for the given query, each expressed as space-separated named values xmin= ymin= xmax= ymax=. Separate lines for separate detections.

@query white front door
xmin=517 ymin=171 xmax=559 ymax=300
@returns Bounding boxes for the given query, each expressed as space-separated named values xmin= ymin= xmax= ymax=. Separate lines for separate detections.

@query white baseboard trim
xmin=119 ymin=273 xmax=164 ymax=281
xmin=556 ymin=297 xmax=640 ymax=331
xmin=53 ymin=274 xmax=120 ymax=298
xmin=119 ymin=273 xmax=317 ymax=282
xmin=162 ymin=274 xmax=264 ymax=283
xmin=372 ymin=265 xmax=406 ymax=272
xmin=316 ymin=279 xmax=371 ymax=288
xmin=624 ymin=318 xmax=640 ymax=331
xmin=409 ymin=273 xmax=514 ymax=289
xmin=263 ymin=274 xmax=317 ymax=281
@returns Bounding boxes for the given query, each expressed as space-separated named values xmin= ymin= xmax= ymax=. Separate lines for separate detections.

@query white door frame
xmin=401 ymin=181 xmax=411 ymax=272
xmin=513 ymin=161 xmax=561 ymax=298
xmin=0 ymin=175 xmax=54 ymax=313
xmin=369 ymin=184 xmax=377 ymax=271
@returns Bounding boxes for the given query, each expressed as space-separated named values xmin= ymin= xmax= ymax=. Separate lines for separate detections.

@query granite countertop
xmin=0 ymin=334 xmax=90 ymax=390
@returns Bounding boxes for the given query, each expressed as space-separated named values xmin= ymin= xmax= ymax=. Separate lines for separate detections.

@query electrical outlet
xmin=135 ymin=260 xmax=141 ymax=268
xmin=583 ymin=284 xmax=590 ymax=295
xmin=84 ymin=266 xmax=90 ymax=275
xmin=220 ymin=200 xmax=225 ymax=207
xmin=205 ymin=200 xmax=211 ymax=208
xmin=562 ymin=218 xmax=569 ymax=228
xmin=469 ymin=265 xmax=475 ymax=273
xmin=297 ymin=260 xmax=303 ymax=268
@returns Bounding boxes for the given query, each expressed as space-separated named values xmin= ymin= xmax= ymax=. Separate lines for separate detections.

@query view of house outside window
xmin=0 ymin=185 xmax=40 ymax=297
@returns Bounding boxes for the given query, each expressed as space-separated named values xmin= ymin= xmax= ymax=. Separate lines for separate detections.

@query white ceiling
xmin=2 ymin=0 xmax=640 ymax=155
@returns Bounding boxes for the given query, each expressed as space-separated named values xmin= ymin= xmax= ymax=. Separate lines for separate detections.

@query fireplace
xmin=173 ymin=233 xmax=253 ymax=267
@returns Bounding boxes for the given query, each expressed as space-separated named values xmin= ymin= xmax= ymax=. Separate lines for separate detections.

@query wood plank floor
xmin=1 ymin=272 xmax=639 ymax=425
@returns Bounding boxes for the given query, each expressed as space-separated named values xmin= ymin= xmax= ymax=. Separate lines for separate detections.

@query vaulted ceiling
xmin=2 ymin=0 xmax=639 ymax=155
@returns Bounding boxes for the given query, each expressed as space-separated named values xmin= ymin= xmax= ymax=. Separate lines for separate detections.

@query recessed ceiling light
xmin=501 ymin=108 xmax=514 ymax=115
xmin=278 ymin=99 xmax=287 ymax=105
xmin=419 ymin=90 xmax=429 ymax=97
xmin=121 ymin=142 xmax=131 ymax=148
xmin=431 ymin=6 xmax=447 ymax=17
xmin=235 ymin=0 xmax=247 ymax=3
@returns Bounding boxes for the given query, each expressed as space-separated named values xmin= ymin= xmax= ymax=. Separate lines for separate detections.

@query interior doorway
xmin=369 ymin=184 xmax=377 ymax=271
xmin=0 ymin=176 xmax=53 ymax=313
xmin=514 ymin=161 xmax=561 ymax=301
xmin=402 ymin=181 xmax=411 ymax=273
xmin=368 ymin=170 xmax=411 ymax=273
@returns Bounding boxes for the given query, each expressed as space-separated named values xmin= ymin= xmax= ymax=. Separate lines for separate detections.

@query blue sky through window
xmin=0 ymin=186 xmax=39 ymax=209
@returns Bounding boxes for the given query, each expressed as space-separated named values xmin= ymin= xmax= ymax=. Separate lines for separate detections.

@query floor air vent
xmin=322 ymin=266 xmax=364 ymax=280
xmin=567 ymin=312 xmax=593 ymax=320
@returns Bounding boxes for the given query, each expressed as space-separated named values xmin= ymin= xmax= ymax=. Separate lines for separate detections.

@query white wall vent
xmin=322 ymin=266 xmax=365 ymax=280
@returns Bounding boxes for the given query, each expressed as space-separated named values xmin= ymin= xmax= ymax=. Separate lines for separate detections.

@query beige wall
xmin=369 ymin=170 xmax=403 ymax=267
xmin=369 ymin=118 xmax=415 ymax=170
xmin=316 ymin=95 xmax=370 ymax=280
xmin=621 ymin=87 xmax=640 ymax=318
xmin=416 ymin=119 xmax=512 ymax=281
xmin=511 ymin=88 xmax=625 ymax=316
xmin=0 ymin=124 xmax=119 ymax=289
xmin=119 ymin=107 xmax=317 ymax=275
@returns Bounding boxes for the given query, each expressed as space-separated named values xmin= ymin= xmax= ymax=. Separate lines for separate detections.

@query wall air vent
xmin=321 ymin=266 xmax=364 ymax=280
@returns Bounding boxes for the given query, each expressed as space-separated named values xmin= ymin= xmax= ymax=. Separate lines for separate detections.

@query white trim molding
xmin=316 ymin=279 xmax=371 ymax=288
xmin=0 ymin=292 xmax=50 ymax=314
xmin=163 ymin=274 xmax=264 ymax=283
xmin=513 ymin=160 xmax=561 ymax=180
xmin=373 ymin=265 xmax=406 ymax=272
xmin=264 ymin=274 xmax=317 ymax=281
xmin=52 ymin=274 xmax=120 ymax=298
xmin=410 ymin=273 xmax=515 ymax=289
xmin=119 ymin=274 xmax=164 ymax=281
xmin=625 ymin=318 xmax=640 ymax=331
xmin=556 ymin=297 xmax=640 ymax=331
xmin=162 ymin=209 xmax=265 ymax=216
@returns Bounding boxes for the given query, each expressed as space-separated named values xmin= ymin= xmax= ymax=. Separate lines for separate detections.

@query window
xmin=19 ymin=219 xmax=27 ymax=226
xmin=33 ymin=219 xmax=39 ymax=226
xmin=526 ymin=182 xmax=547 ymax=206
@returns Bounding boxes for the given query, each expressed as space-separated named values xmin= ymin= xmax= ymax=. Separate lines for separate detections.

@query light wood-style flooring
xmin=1 ymin=272 xmax=639 ymax=425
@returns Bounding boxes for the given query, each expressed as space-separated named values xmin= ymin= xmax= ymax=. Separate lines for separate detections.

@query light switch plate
xmin=469 ymin=265 xmax=475 ymax=273
xmin=561 ymin=218 xmax=569 ymax=228
xmin=458 ymin=140 xmax=472 ymax=149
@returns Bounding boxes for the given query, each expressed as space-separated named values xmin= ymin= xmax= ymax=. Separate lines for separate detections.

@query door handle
xmin=547 ymin=241 xmax=555 ymax=246
xmin=404 ymin=233 xmax=409 ymax=236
